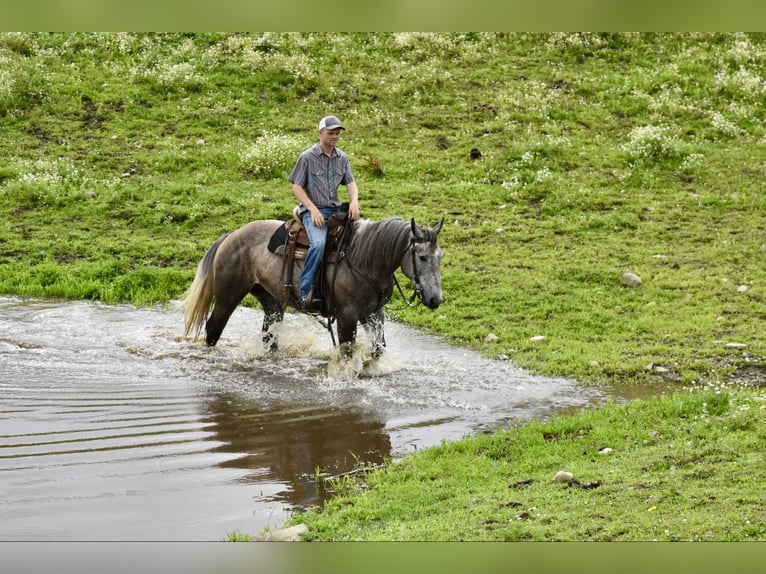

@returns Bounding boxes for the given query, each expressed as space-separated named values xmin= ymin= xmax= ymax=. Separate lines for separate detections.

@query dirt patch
xmin=726 ymin=363 xmax=766 ymax=387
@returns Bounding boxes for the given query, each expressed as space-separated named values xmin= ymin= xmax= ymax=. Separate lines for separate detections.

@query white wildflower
xmin=622 ymin=125 xmax=679 ymax=163
xmin=238 ymin=132 xmax=307 ymax=179
xmin=710 ymin=111 xmax=741 ymax=137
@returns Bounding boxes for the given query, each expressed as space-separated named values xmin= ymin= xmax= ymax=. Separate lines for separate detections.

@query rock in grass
xmin=552 ymin=471 xmax=574 ymax=483
xmin=620 ymin=270 xmax=642 ymax=287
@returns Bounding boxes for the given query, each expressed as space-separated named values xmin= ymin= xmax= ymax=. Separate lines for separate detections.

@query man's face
xmin=319 ymin=128 xmax=342 ymax=148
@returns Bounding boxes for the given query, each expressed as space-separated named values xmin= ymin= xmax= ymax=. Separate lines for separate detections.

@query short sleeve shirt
xmin=288 ymin=143 xmax=355 ymax=211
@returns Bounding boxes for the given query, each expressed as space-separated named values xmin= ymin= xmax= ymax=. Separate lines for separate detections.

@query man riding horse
xmin=288 ymin=115 xmax=361 ymax=313
xmin=181 ymin=115 xmax=444 ymax=362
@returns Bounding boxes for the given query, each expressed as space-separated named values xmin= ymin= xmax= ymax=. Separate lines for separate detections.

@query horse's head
xmin=401 ymin=218 xmax=444 ymax=309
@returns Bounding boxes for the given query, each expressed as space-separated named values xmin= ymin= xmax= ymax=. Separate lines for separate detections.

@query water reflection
xmin=202 ymin=393 xmax=390 ymax=507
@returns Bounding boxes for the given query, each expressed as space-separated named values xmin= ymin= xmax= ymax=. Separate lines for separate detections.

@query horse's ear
xmin=433 ymin=218 xmax=444 ymax=235
xmin=411 ymin=218 xmax=423 ymax=240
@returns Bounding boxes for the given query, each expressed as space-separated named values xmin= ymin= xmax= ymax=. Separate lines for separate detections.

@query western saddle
xmin=267 ymin=206 xmax=350 ymax=310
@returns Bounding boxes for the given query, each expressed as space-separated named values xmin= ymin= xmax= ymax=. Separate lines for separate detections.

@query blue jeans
xmin=300 ymin=207 xmax=336 ymax=298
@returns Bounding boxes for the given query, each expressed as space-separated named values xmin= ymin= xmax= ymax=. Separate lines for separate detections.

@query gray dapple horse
xmin=181 ymin=216 xmax=444 ymax=358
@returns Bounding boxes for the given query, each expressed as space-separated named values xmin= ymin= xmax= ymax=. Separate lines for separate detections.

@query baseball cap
xmin=318 ymin=115 xmax=345 ymax=131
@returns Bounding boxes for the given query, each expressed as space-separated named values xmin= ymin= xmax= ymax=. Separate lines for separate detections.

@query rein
xmin=391 ymin=274 xmax=422 ymax=309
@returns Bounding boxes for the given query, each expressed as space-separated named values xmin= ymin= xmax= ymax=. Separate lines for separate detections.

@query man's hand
xmin=348 ymin=198 xmax=361 ymax=220
xmin=309 ymin=205 xmax=325 ymax=228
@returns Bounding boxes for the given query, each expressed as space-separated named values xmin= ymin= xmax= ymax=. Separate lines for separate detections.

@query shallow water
xmin=0 ymin=297 xmax=667 ymax=540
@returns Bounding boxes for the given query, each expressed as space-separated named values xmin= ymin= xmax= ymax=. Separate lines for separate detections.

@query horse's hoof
xmin=338 ymin=343 xmax=354 ymax=359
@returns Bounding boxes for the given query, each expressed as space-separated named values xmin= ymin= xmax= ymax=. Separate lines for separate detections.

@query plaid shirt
xmin=289 ymin=143 xmax=355 ymax=213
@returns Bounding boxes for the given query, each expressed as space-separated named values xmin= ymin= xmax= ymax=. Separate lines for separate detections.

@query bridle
xmin=392 ymin=236 xmax=427 ymax=308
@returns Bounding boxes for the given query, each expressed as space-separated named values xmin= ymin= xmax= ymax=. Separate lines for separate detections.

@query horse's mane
xmin=345 ymin=217 xmax=412 ymax=269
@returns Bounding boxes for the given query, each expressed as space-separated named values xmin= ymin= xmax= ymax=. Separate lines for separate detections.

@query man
xmin=288 ymin=115 xmax=361 ymax=310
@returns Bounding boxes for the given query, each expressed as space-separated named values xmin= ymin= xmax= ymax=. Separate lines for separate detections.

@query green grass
xmin=290 ymin=386 xmax=766 ymax=541
xmin=226 ymin=529 xmax=252 ymax=542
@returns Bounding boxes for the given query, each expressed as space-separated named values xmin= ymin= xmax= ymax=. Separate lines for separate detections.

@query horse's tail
xmin=180 ymin=233 xmax=230 ymax=338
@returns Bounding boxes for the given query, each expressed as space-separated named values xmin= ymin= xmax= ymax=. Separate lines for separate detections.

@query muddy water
xmin=0 ymin=297 xmax=666 ymax=541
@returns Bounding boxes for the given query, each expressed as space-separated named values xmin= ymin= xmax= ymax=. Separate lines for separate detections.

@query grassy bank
xmin=287 ymin=386 xmax=766 ymax=541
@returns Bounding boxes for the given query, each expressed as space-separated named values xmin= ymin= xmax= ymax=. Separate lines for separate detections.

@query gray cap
xmin=318 ymin=115 xmax=345 ymax=131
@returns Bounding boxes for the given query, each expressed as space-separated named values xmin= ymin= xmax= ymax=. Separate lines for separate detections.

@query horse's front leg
xmin=362 ymin=309 xmax=386 ymax=359
xmin=336 ymin=314 xmax=358 ymax=359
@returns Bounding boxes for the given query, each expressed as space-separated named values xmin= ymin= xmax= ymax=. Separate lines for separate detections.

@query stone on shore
xmin=252 ymin=523 xmax=308 ymax=542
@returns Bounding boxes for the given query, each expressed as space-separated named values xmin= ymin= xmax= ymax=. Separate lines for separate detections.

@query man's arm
xmin=346 ymin=181 xmax=360 ymax=220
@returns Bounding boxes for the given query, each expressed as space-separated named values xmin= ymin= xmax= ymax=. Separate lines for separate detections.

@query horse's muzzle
xmin=423 ymin=294 xmax=442 ymax=310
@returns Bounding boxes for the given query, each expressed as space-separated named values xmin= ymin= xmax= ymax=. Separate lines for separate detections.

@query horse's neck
xmin=351 ymin=219 xmax=410 ymax=278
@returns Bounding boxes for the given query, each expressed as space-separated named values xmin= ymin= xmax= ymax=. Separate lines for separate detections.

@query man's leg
xmin=300 ymin=211 xmax=328 ymax=300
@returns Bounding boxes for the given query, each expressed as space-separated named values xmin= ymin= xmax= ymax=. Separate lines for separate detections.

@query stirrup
xmin=300 ymin=295 xmax=322 ymax=314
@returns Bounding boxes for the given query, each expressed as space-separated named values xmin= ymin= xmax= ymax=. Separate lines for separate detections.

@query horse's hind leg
xmin=205 ymin=284 xmax=251 ymax=346
xmin=205 ymin=302 xmax=236 ymax=346
xmin=251 ymin=285 xmax=284 ymax=352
